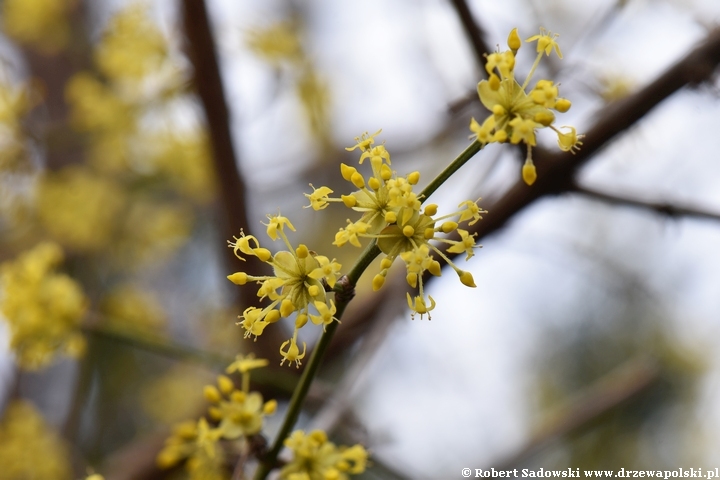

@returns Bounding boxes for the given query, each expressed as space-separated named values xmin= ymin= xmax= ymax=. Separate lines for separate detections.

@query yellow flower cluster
xmin=280 ymin=429 xmax=368 ymax=480
xmin=158 ymin=355 xmax=276 ymax=479
xmin=0 ymin=400 xmax=73 ymax=479
xmin=470 ymin=28 xmax=584 ymax=185
xmin=305 ymin=131 xmax=484 ymax=319
xmin=1 ymin=0 xmax=73 ymax=53
xmin=0 ymin=242 xmax=87 ymax=369
xmin=227 ymin=217 xmax=341 ymax=367
xmin=63 ymin=4 xmax=214 ymax=202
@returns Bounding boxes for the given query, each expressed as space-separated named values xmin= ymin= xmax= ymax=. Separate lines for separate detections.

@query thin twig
xmin=573 ymin=184 xmax=720 ymax=223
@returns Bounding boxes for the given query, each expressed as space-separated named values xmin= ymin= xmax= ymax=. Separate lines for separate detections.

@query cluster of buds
xmin=305 ymin=130 xmax=485 ymax=319
xmin=470 ymin=28 xmax=584 ymax=185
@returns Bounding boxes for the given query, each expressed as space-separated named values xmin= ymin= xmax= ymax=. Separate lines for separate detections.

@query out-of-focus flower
xmin=0 ymin=242 xmax=87 ymax=369
xmin=0 ymin=400 xmax=73 ymax=479
xmin=1 ymin=0 xmax=74 ymax=53
xmin=100 ymin=284 xmax=167 ymax=335
xmin=280 ymin=429 xmax=368 ymax=480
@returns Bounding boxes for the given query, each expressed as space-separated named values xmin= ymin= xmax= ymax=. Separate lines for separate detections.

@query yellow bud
xmin=508 ymin=28 xmax=521 ymax=52
xmin=402 ymin=225 xmax=415 ymax=237
xmin=340 ymin=163 xmax=356 ymax=181
xmin=254 ymin=248 xmax=272 ymax=262
xmin=492 ymin=104 xmax=506 ymax=116
xmin=350 ymin=172 xmax=365 ymax=189
xmin=459 ymin=271 xmax=477 ymax=288
xmin=380 ymin=257 xmax=393 ymax=269
xmin=310 ymin=430 xmax=327 ymax=443
xmin=441 ymin=221 xmax=458 ymax=233
xmin=380 ymin=164 xmax=392 ymax=180
xmin=341 ymin=194 xmax=357 ymax=208
xmin=372 ymin=273 xmax=385 ymax=291
xmin=208 ymin=406 xmax=222 ymax=420
xmin=489 ymin=73 xmax=500 ymax=91
xmin=227 ymin=272 xmax=247 ymax=285
xmin=554 ymin=98 xmax=571 ymax=113
xmin=263 ymin=400 xmax=278 ymax=415
xmin=385 ymin=211 xmax=397 ymax=223
xmin=368 ymin=177 xmax=381 ymax=190
xmin=493 ymin=130 xmax=508 ymax=142
xmin=231 ymin=391 xmax=246 ymax=402
xmin=265 ymin=309 xmax=281 ymax=323
xmin=203 ymin=385 xmax=221 ymax=403
xmin=424 ymin=204 xmax=438 ymax=216
xmin=424 ymin=227 xmax=435 ymax=239
xmin=308 ymin=285 xmax=320 ymax=297
xmin=217 ymin=375 xmax=234 ymax=394
xmin=534 ymin=111 xmax=555 ymax=127
xmin=280 ymin=298 xmax=295 ymax=317
xmin=296 ymin=244 xmax=309 ymax=258
xmin=407 ymin=171 xmax=420 ymax=185
xmin=429 ymin=260 xmax=442 ymax=276
xmin=295 ymin=314 xmax=308 ymax=328
xmin=522 ymin=159 xmax=537 ymax=186
xmin=406 ymin=273 xmax=418 ymax=288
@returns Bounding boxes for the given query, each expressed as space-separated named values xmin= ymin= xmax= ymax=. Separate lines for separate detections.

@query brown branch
xmin=181 ymin=0 xmax=287 ymax=355
xmin=573 ymin=184 xmax=720 ymax=223
xmin=448 ymin=0 xmax=492 ymax=72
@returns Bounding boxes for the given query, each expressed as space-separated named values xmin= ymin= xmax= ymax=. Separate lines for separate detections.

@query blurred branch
xmin=492 ymin=357 xmax=661 ymax=468
xmin=448 ymin=0 xmax=492 ymax=71
xmin=573 ymin=184 xmax=720 ymax=223
xmin=181 ymin=0 xmax=288 ymax=357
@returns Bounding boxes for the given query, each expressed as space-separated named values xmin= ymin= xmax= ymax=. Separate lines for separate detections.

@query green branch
xmin=253 ymin=140 xmax=483 ymax=479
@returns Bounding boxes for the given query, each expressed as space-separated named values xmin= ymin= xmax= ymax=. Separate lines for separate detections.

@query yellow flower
xmin=469 ymin=28 xmax=582 ymax=185
xmin=526 ymin=27 xmax=563 ymax=58
xmin=1 ymin=0 xmax=72 ymax=53
xmin=227 ymin=216 xmax=340 ymax=364
xmin=0 ymin=400 xmax=73 ymax=479
xmin=280 ymin=430 xmax=368 ymax=480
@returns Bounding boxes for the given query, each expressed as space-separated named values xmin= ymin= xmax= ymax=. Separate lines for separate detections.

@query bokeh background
xmin=2 ymin=0 xmax=720 ymax=478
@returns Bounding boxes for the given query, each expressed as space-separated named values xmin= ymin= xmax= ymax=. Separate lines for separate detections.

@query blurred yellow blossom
xmin=0 ymin=242 xmax=87 ymax=369
xmin=36 ymin=166 xmax=127 ymax=252
xmin=280 ymin=429 xmax=368 ymax=480
xmin=0 ymin=400 xmax=74 ymax=479
xmin=246 ymin=21 xmax=303 ymax=65
xmin=100 ymin=284 xmax=167 ymax=335
xmin=1 ymin=0 xmax=74 ymax=53
xmin=141 ymin=365 xmax=211 ymax=425
xmin=157 ymin=418 xmax=227 ymax=480
xmin=95 ymin=4 xmax=168 ymax=81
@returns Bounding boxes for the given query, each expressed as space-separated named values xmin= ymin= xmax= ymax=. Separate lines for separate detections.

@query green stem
xmin=254 ymin=240 xmax=380 ymax=480
xmin=253 ymin=141 xmax=484 ymax=479
xmin=419 ymin=140 xmax=483 ymax=203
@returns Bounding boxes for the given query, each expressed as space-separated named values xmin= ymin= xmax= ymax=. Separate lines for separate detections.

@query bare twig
xmin=573 ymin=184 xmax=720 ymax=223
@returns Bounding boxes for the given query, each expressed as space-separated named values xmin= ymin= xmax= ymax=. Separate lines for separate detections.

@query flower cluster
xmin=0 ymin=242 xmax=87 ymax=369
xmin=0 ymin=400 xmax=74 ymax=480
xmin=158 ymin=355 xmax=276 ymax=479
xmin=227 ymin=216 xmax=341 ymax=367
xmin=305 ymin=130 xmax=484 ymax=319
xmin=469 ymin=28 xmax=584 ymax=185
xmin=280 ymin=429 xmax=368 ymax=480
